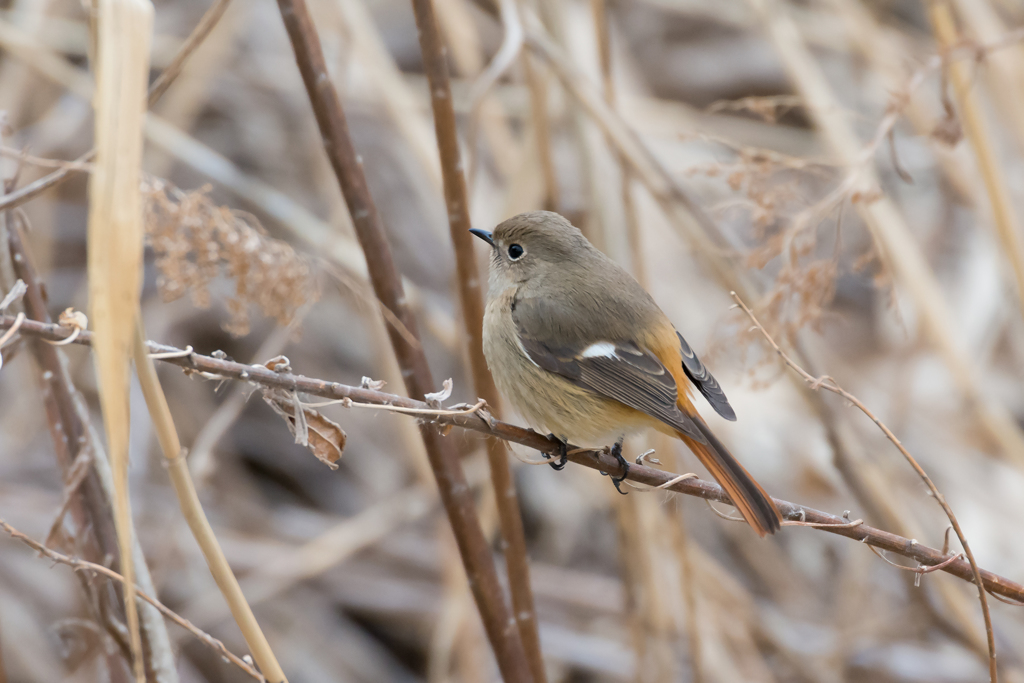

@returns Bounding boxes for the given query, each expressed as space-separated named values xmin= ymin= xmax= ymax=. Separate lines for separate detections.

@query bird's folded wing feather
xmin=677 ymin=332 xmax=736 ymax=421
xmin=513 ymin=299 xmax=706 ymax=442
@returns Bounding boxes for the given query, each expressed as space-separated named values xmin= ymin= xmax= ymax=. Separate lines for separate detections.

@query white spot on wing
xmin=514 ymin=335 xmax=541 ymax=368
xmin=580 ymin=342 xmax=617 ymax=359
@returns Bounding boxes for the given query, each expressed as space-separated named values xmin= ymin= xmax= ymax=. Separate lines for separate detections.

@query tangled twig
xmin=731 ymin=292 xmax=997 ymax=676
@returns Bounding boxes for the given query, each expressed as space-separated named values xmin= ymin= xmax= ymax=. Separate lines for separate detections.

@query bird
xmin=471 ymin=211 xmax=781 ymax=537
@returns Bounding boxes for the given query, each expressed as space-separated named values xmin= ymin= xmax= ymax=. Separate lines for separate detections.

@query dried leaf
xmin=304 ymin=410 xmax=346 ymax=469
xmin=425 ymin=378 xmax=453 ymax=407
xmin=264 ymin=393 xmax=345 ymax=469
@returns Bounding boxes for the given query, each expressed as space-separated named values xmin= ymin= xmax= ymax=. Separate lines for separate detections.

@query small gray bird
xmin=472 ymin=211 xmax=781 ymax=537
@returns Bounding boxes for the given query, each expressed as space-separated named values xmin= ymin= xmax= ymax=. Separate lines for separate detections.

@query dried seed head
xmin=143 ymin=178 xmax=320 ymax=336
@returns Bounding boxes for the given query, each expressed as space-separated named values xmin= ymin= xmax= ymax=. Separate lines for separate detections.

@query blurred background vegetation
xmin=1 ymin=0 xmax=1024 ymax=681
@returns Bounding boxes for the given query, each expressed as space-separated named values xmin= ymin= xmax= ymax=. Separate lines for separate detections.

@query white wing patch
xmin=514 ymin=334 xmax=541 ymax=368
xmin=580 ymin=342 xmax=618 ymax=359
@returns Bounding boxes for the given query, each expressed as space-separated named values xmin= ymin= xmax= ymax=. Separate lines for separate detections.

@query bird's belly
xmin=483 ymin=294 xmax=648 ymax=446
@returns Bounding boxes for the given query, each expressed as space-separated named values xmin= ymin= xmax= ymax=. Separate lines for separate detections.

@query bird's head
xmin=471 ymin=211 xmax=592 ymax=291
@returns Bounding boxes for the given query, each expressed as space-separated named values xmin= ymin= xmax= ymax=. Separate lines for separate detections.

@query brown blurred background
xmin=2 ymin=0 xmax=1024 ymax=681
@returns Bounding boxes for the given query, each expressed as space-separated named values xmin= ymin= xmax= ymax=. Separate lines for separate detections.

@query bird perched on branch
xmin=472 ymin=211 xmax=781 ymax=537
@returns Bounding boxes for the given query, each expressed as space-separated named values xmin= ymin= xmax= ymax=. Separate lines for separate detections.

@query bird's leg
xmin=600 ymin=437 xmax=629 ymax=495
xmin=545 ymin=433 xmax=568 ymax=471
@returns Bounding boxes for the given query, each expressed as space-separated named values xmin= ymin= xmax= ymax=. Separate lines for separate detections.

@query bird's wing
xmin=677 ymin=332 xmax=736 ymax=421
xmin=513 ymin=297 xmax=705 ymax=442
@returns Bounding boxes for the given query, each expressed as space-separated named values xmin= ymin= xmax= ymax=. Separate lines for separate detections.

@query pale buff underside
xmin=483 ymin=287 xmax=672 ymax=445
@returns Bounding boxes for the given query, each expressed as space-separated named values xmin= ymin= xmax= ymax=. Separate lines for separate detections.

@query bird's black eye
xmin=508 ymin=244 xmax=524 ymax=260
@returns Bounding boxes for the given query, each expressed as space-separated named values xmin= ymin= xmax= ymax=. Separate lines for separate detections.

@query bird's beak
xmin=469 ymin=228 xmax=495 ymax=247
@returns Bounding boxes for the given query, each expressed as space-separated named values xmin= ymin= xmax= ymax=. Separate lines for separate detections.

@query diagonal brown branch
xmin=272 ymin=1 xmax=532 ymax=680
xmin=0 ymin=520 xmax=264 ymax=682
xmin=407 ymin=0 xmax=545 ymax=680
xmin=5 ymin=215 xmax=174 ymax=682
xmin=6 ymin=314 xmax=1024 ymax=606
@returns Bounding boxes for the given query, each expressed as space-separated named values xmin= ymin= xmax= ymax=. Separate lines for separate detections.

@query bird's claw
xmin=546 ymin=434 xmax=568 ymax=471
xmin=600 ymin=439 xmax=629 ymax=495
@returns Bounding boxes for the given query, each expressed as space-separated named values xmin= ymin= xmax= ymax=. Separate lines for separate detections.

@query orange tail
xmin=679 ymin=421 xmax=781 ymax=537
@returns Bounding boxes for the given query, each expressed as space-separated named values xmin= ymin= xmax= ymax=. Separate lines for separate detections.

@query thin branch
xmin=732 ymin=291 xmax=998 ymax=681
xmin=145 ymin=0 xmax=231 ymax=107
xmin=408 ymin=0 xmax=545 ymax=680
xmin=0 ymin=520 xmax=264 ymax=682
xmin=272 ymin=2 xmax=533 ymax=681
xmin=0 ymin=147 xmax=93 ymax=171
xmin=132 ymin=322 xmax=288 ymax=683
xmin=7 ymin=314 xmax=1024 ymax=606
xmin=867 ymin=545 xmax=963 ymax=575
xmin=303 ymin=397 xmax=487 ymax=417
xmin=0 ymin=149 xmax=91 ymax=213
xmin=0 ymin=0 xmax=233 ymax=213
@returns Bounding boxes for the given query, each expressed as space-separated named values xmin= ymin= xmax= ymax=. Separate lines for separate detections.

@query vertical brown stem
xmin=0 ymin=620 xmax=6 ymax=683
xmin=7 ymin=218 xmax=136 ymax=681
xmin=273 ymin=2 xmax=532 ymax=681
xmin=408 ymin=1 xmax=546 ymax=681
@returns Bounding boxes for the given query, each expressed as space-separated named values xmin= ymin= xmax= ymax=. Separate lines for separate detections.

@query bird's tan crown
xmin=492 ymin=211 xmax=590 ymax=260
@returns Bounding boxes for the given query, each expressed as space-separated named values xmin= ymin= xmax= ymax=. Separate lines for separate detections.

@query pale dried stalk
xmin=462 ymin=0 xmax=523 ymax=187
xmin=928 ymin=2 xmax=1024 ymax=328
xmin=521 ymin=49 xmax=559 ymax=210
xmin=609 ymin=469 xmax=676 ymax=683
xmin=131 ymin=324 xmax=288 ymax=683
xmin=145 ymin=0 xmax=237 ymax=179
xmin=87 ymin=2 xmax=152 ymax=679
xmin=733 ymin=293 xmax=998 ymax=683
xmin=669 ymin=496 xmax=704 ymax=683
xmin=745 ymin=0 xmax=1024 ymax=466
xmin=950 ymin=0 xmax=1024 ymax=155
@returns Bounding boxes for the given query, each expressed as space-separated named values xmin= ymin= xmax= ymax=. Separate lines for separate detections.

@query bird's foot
xmin=599 ymin=439 xmax=629 ymax=495
xmin=545 ymin=434 xmax=568 ymax=471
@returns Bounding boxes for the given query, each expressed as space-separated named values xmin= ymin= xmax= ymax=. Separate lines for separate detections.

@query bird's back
xmin=516 ymin=243 xmax=672 ymax=353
